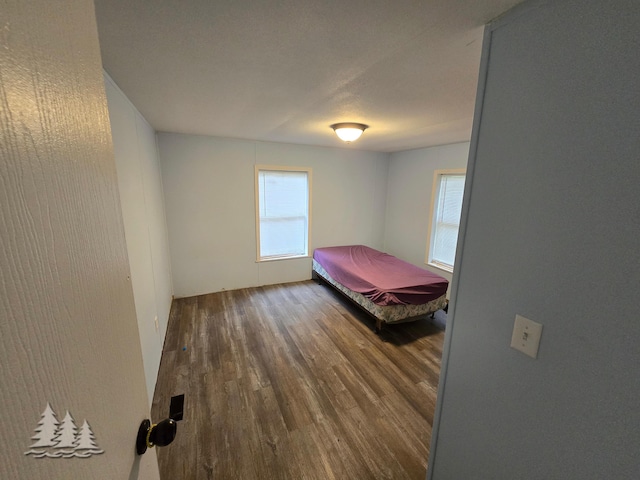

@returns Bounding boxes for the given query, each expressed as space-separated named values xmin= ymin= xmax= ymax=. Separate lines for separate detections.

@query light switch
xmin=510 ymin=314 xmax=543 ymax=358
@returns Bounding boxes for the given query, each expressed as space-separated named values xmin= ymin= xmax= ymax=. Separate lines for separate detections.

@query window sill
xmin=426 ymin=261 xmax=454 ymax=274
xmin=257 ymin=254 xmax=310 ymax=263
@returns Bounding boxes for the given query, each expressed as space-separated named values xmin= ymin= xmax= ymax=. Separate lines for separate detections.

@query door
xmin=0 ymin=0 xmax=160 ymax=478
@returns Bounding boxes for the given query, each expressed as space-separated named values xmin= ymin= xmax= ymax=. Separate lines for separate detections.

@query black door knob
xmin=136 ymin=418 xmax=178 ymax=455
xmin=149 ymin=418 xmax=177 ymax=447
xmin=136 ymin=394 xmax=184 ymax=455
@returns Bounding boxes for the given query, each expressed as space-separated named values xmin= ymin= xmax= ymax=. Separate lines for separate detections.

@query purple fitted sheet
xmin=313 ymin=245 xmax=448 ymax=306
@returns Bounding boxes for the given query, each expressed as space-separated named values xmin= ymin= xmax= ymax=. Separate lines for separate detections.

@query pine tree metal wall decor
xmin=24 ymin=403 xmax=104 ymax=458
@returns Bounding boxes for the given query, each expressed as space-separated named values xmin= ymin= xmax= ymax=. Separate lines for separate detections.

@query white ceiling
xmin=94 ymin=0 xmax=522 ymax=153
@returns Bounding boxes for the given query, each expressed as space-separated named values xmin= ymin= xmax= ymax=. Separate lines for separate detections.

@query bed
xmin=312 ymin=245 xmax=449 ymax=332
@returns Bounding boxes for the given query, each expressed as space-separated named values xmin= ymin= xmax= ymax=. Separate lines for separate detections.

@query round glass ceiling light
xmin=330 ymin=122 xmax=369 ymax=143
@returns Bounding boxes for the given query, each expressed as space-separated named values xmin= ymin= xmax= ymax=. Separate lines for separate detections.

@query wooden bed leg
xmin=375 ymin=319 xmax=382 ymax=334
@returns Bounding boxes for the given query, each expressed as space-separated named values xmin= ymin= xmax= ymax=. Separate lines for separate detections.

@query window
xmin=255 ymin=166 xmax=311 ymax=261
xmin=426 ymin=169 xmax=466 ymax=272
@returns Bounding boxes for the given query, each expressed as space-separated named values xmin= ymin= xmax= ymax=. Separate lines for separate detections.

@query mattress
xmin=312 ymin=245 xmax=449 ymax=325
xmin=313 ymin=245 xmax=448 ymax=306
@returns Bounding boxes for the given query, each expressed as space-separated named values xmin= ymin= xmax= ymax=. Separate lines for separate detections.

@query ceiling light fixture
xmin=330 ymin=122 xmax=368 ymax=143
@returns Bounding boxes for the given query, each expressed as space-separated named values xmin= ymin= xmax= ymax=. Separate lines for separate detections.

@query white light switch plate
xmin=510 ymin=314 xmax=543 ymax=358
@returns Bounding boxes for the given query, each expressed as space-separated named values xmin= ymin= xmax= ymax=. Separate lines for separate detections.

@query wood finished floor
xmin=151 ymin=280 xmax=445 ymax=480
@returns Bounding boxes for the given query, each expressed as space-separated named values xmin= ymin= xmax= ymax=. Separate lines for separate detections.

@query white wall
xmin=429 ymin=0 xmax=640 ymax=478
xmin=158 ymin=133 xmax=389 ymax=297
xmin=384 ymin=142 xmax=469 ymax=290
xmin=105 ymin=74 xmax=173 ymax=406
xmin=0 ymin=0 xmax=158 ymax=477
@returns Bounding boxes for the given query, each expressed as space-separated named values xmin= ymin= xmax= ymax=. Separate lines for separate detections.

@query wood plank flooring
xmin=151 ymin=280 xmax=445 ymax=480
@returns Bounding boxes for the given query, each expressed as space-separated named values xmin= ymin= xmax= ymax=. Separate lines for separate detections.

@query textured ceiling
xmin=94 ymin=0 xmax=522 ymax=152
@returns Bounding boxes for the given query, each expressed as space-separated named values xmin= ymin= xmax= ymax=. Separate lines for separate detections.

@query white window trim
xmin=254 ymin=165 xmax=312 ymax=262
xmin=425 ymin=168 xmax=466 ymax=273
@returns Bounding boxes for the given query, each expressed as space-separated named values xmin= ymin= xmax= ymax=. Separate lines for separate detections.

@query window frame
xmin=425 ymin=168 xmax=466 ymax=273
xmin=254 ymin=165 xmax=312 ymax=262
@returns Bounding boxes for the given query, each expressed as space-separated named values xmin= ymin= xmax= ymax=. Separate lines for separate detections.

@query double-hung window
xmin=255 ymin=166 xmax=312 ymax=261
xmin=426 ymin=169 xmax=466 ymax=272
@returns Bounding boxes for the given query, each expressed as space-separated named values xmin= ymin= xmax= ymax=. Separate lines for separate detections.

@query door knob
xmin=136 ymin=394 xmax=184 ymax=455
xmin=136 ymin=418 xmax=176 ymax=455
xmin=150 ymin=418 xmax=177 ymax=447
